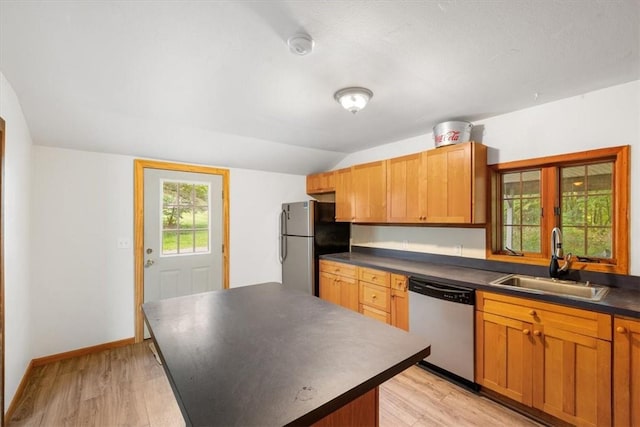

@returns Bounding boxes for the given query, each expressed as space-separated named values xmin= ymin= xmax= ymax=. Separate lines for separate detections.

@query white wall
xmin=337 ymin=80 xmax=640 ymax=275
xmin=0 ymin=73 xmax=34 ymax=411
xmin=30 ymin=147 xmax=135 ymax=357
xmin=29 ymin=146 xmax=307 ymax=358
xmin=229 ymin=168 xmax=308 ymax=287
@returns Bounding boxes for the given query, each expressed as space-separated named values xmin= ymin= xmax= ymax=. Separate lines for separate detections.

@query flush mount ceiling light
xmin=334 ymin=87 xmax=373 ymax=114
xmin=287 ymin=33 xmax=314 ymax=56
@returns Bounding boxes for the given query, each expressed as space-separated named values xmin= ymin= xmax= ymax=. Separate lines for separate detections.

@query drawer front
xmin=360 ymin=282 xmax=390 ymax=312
xmin=477 ymin=291 xmax=612 ymax=341
xmin=359 ymin=267 xmax=391 ymax=287
xmin=319 ymin=260 xmax=357 ymax=279
xmin=360 ymin=304 xmax=390 ymax=324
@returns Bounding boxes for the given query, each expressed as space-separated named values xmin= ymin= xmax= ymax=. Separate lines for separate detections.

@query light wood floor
xmin=8 ymin=342 xmax=541 ymax=427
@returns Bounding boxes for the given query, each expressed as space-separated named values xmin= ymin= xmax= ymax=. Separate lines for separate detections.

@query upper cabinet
xmin=352 ymin=160 xmax=387 ymax=222
xmin=386 ymin=152 xmax=427 ymax=223
xmin=306 ymin=171 xmax=336 ymax=195
xmin=334 ymin=168 xmax=354 ymax=222
xmin=308 ymin=142 xmax=488 ymax=225
xmin=425 ymin=142 xmax=487 ymax=224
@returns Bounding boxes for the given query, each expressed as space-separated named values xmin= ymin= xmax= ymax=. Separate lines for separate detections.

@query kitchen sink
xmin=488 ymin=274 xmax=609 ymax=301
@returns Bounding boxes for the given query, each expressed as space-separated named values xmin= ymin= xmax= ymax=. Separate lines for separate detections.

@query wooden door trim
xmin=133 ymin=159 xmax=230 ymax=343
xmin=1 ymin=117 xmax=5 ymax=426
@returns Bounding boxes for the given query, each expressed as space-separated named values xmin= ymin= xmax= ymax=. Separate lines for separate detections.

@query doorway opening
xmin=134 ymin=160 xmax=229 ymax=342
xmin=1 ymin=117 xmax=5 ymax=426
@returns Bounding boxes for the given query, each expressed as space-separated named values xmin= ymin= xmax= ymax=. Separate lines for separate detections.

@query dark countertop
xmin=142 ymin=282 xmax=431 ymax=427
xmin=322 ymin=252 xmax=640 ymax=319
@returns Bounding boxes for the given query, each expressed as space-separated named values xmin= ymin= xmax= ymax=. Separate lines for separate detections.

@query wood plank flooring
xmin=8 ymin=342 xmax=541 ymax=426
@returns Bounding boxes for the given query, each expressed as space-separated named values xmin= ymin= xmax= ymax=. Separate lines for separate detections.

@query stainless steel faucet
xmin=549 ymin=227 xmax=572 ymax=278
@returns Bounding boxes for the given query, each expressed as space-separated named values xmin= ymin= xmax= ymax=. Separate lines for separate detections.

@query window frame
xmin=486 ymin=145 xmax=630 ymax=274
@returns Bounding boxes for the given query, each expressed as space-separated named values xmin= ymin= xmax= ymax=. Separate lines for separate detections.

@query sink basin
xmin=488 ymin=274 xmax=609 ymax=301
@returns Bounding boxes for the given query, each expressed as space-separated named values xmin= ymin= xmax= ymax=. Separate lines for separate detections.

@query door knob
xmin=522 ymin=329 xmax=530 ymax=335
xmin=616 ymin=326 xmax=627 ymax=334
xmin=145 ymin=259 xmax=155 ymax=268
xmin=533 ymin=330 xmax=542 ymax=337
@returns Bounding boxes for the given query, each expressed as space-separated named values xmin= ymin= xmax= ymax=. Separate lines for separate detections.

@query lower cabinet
xmin=359 ymin=267 xmax=391 ymax=322
xmin=614 ymin=316 xmax=640 ymax=427
xmin=319 ymin=260 xmax=358 ymax=312
xmin=390 ymin=274 xmax=409 ymax=331
xmin=319 ymin=261 xmax=408 ymax=331
xmin=356 ymin=267 xmax=409 ymax=331
xmin=476 ymin=291 xmax=612 ymax=427
xmin=475 ymin=310 xmax=534 ymax=405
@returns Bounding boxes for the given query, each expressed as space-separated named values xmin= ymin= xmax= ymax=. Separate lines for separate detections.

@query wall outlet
xmin=117 ymin=237 xmax=131 ymax=249
xmin=454 ymin=244 xmax=463 ymax=256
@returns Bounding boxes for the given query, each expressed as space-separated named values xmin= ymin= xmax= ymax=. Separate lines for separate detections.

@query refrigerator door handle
xmin=279 ymin=209 xmax=287 ymax=264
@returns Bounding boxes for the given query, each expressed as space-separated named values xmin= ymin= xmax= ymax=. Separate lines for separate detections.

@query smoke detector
xmin=287 ymin=33 xmax=314 ymax=56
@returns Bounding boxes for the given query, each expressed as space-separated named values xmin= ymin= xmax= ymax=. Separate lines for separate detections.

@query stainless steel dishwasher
xmin=408 ymin=277 xmax=476 ymax=389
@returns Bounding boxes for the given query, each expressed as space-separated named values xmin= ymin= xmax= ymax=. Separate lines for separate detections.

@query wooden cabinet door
xmin=386 ymin=153 xmax=426 ymax=223
xmin=390 ymin=274 xmax=408 ymax=331
xmin=425 ymin=142 xmax=486 ymax=224
xmin=475 ymin=310 xmax=534 ymax=406
xmin=334 ymin=168 xmax=353 ymax=222
xmin=339 ymin=276 xmax=359 ymax=312
xmin=426 ymin=143 xmax=472 ymax=223
xmin=306 ymin=171 xmax=335 ymax=194
xmin=352 ymin=161 xmax=386 ymax=222
xmin=319 ymin=271 xmax=340 ymax=306
xmin=534 ymin=325 xmax=612 ymax=427
xmin=614 ymin=317 xmax=640 ymax=427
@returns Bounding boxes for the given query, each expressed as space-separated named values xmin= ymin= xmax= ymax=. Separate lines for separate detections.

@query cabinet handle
xmin=372 ymin=276 xmax=377 ymax=280
xmin=523 ymin=329 xmax=530 ymax=335
xmin=533 ymin=330 xmax=542 ymax=337
xmin=529 ymin=310 xmax=537 ymax=316
xmin=372 ymin=294 xmax=377 ymax=299
xmin=616 ymin=326 xmax=627 ymax=334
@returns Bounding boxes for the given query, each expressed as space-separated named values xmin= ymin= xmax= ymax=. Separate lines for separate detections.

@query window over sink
xmin=488 ymin=145 xmax=629 ymax=274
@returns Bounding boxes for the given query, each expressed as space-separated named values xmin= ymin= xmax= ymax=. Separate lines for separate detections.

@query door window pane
xmin=162 ymin=231 xmax=178 ymax=254
xmin=161 ymin=180 xmax=210 ymax=255
xmin=195 ymin=231 xmax=209 ymax=253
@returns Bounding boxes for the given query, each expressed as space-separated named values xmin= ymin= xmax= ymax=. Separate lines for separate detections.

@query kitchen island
xmin=142 ymin=282 xmax=431 ymax=426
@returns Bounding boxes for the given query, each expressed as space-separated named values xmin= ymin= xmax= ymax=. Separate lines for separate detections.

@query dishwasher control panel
xmin=409 ymin=279 xmax=475 ymax=305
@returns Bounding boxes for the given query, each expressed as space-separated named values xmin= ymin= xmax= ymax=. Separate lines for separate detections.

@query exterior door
xmin=135 ymin=160 xmax=229 ymax=341
xmin=144 ymin=169 xmax=223 ymax=303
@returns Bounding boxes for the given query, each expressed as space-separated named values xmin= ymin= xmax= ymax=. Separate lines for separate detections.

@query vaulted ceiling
xmin=1 ymin=1 xmax=638 ymax=174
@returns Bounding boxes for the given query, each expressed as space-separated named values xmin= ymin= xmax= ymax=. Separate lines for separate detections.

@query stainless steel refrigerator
xmin=279 ymin=201 xmax=350 ymax=296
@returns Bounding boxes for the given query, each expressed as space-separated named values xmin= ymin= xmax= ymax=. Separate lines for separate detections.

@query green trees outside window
xmin=162 ymin=181 xmax=210 ymax=255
